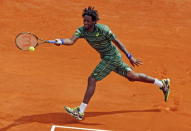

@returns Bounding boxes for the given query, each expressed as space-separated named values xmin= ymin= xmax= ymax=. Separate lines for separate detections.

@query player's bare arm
xmin=54 ymin=35 xmax=79 ymax=46
xmin=112 ymin=38 xmax=143 ymax=67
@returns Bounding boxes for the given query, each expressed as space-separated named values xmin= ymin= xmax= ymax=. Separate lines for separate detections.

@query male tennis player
xmin=52 ymin=7 xmax=170 ymax=120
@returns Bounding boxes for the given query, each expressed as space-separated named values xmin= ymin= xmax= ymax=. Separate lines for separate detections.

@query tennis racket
xmin=15 ymin=32 xmax=56 ymax=50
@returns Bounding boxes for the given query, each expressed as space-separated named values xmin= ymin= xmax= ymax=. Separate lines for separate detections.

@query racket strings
xmin=16 ymin=33 xmax=38 ymax=50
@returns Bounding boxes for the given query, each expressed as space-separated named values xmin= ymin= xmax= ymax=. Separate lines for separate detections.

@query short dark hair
xmin=82 ymin=6 xmax=99 ymax=22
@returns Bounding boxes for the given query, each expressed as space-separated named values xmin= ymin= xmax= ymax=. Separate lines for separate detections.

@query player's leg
xmin=64 ymin=76 xmax=96 ymax=120
xmin=114 ymin=62 xmax=170 ymax=102
xmin=64 ymin=57 xmax=115 ymax=120
xmin=126 ymin=71 xmax=170 ymax=101
xmin=82 ymin=76 xmax=97 ymax=104
xmin=126 ymin=70 xmax=155 ymax=83
xmin=64 ymin=75 xmax=97 ymax=120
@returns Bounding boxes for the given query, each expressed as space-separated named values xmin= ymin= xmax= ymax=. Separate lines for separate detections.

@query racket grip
xmin=47 ymin=40 xmax=56 ymax=43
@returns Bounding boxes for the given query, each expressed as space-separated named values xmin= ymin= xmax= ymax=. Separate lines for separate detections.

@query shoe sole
xmin=64 ymin=107 xmax=83 ymax=120
xmin=164 ymin=79 xmax=170 ymax=102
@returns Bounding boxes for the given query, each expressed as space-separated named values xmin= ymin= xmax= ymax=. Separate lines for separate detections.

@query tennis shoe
xmin=160 ymin=78 xmax=170 ymax=102
xmin=64 ymin=106 xmax=84 ymax=120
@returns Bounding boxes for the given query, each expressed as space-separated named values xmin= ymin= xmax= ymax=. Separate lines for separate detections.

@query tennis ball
xmin=28 ymin=46 xmax=35 ymax=51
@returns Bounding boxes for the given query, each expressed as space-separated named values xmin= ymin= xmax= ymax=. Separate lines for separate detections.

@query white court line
xmin=51 ymin=125 xmax=111 ymax=131
xmin=51 ymin=125 xmax=56 ymax=131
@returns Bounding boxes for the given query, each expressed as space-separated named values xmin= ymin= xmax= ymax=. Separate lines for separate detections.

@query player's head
xmin=82 ymin=6 xmax=99 ymax=29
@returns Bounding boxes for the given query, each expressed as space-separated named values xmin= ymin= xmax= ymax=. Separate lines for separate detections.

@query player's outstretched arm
xmin=51 ymin=35 xmax=79 ymax=46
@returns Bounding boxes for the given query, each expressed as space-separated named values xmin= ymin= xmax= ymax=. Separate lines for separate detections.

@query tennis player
xmin=53 ymin=7 xmax=170 ymax=120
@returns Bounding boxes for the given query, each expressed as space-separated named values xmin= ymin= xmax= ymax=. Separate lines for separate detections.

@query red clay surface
xmin=1 ymin=0 xmax=191 ymax=131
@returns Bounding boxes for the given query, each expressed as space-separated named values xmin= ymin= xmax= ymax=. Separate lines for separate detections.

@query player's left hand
xmin=129 ymin=57 xmax=143 ymax=67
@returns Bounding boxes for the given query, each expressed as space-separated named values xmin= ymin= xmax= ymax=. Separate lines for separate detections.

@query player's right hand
xmin=54 ymin=39 xmax=63 ymax=46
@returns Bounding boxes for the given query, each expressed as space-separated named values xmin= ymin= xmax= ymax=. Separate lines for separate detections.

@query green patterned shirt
xmin=74 ymin=24 xmax=120 ymax=58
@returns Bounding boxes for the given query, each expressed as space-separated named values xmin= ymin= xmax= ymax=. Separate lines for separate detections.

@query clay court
xmin=0 ymin=0 xmax=191 ymax=130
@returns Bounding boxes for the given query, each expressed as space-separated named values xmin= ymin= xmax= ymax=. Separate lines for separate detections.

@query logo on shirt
xmin=75 ymin=29 xmax=80 ymax=36
xmin=96 ymin=33 xmax=99 ymax=37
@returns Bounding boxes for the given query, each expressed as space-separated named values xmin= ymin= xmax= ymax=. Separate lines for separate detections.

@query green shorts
xmin=91 ymin=55 xmax=132 ymax=81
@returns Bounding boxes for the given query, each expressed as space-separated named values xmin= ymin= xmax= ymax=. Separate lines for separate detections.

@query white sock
xmin=154 ymin=79 xmax=163 ymax=88
xmin=79 ymin=103 xmax=87 ymax=113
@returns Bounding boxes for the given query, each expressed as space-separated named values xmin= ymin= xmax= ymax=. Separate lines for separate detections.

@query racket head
xmin=15 ymin=32 xmax=39 ymax=50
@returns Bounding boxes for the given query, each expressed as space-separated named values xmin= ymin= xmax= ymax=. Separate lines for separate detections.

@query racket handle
xmin=46 ymin=40 xmax=56 ymax=43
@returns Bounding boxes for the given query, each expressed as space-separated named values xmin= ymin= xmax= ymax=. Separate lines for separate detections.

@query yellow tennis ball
xmin=28 ymin=46 xmax=35 ymax=51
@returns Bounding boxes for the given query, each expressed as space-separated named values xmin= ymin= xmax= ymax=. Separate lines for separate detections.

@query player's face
xmin=83 ymin=15 xmax=95 ymax=30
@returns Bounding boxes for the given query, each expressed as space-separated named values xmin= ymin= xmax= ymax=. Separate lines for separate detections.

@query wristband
xmin=61 ymin=39 xmax=65 ymax=45
xmin=126 ymin=53 xmax=132 ymax=59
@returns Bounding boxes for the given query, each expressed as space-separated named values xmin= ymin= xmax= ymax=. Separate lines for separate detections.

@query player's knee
xmin=88 ymin=76 xmax=97 ymax=83
xmin=138 ymin=73 xmax=146 ymax=79
xmin=126 ymin=72 xmax=139 ymax=82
